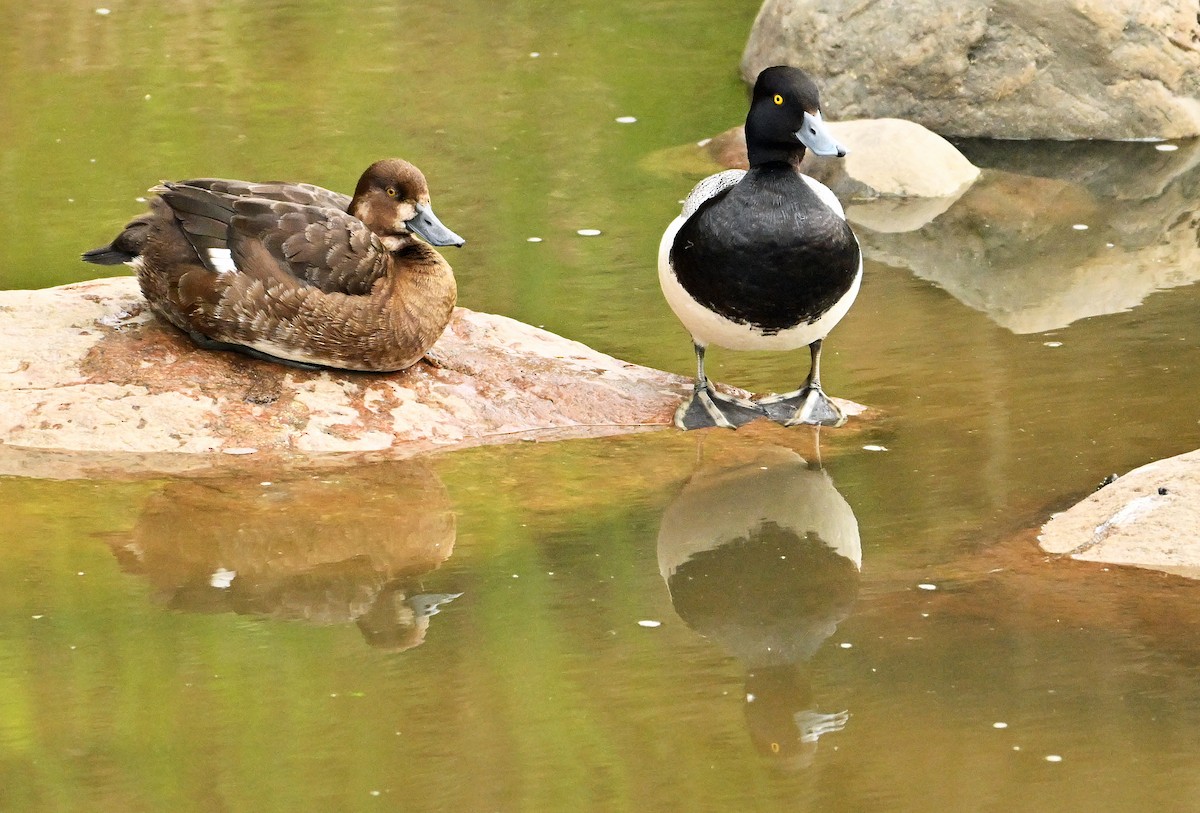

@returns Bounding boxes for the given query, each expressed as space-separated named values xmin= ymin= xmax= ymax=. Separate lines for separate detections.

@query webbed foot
xmin=675 ymin=385 xmax=767 ymax=430
xmin=758 ymin=386 xmax=846 ymax=428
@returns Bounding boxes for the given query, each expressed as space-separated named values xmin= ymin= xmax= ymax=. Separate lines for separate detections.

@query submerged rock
xmin=1039 ymin=450 xmax=1200 ymax=580
xmin=742 ymin=0 xmax=1200 ymax=140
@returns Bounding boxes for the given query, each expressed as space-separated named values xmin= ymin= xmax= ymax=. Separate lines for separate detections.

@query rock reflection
xmin=107 ymin=461 xmax=459 ymax=652
xmin=856 ymin=138 xmax=1200 ymax=333
xmin=657 ymin=446 xmax=860 ymax=768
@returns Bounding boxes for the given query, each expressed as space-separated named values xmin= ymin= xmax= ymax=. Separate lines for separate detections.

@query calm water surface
xmin=3 ymin=2 xmax=1200 ymax=811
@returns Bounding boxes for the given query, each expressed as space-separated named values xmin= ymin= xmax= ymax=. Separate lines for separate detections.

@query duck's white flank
xmin=680 ymin=169 xmax=745 ymax=219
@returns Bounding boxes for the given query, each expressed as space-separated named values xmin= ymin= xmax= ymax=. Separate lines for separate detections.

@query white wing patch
xmin=206 ymin=247 xmax=238 ymax=275
xmin=680 ymin=169 xmax=746 ymax=219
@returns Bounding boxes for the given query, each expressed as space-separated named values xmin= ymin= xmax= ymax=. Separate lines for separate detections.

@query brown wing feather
xmin=229 ymin=198 xmax=392 ymax=296
xmin=158 ymin=183 xmax=390 ymax=296
xmin=177 ymin=178 xmax=352 ymax=211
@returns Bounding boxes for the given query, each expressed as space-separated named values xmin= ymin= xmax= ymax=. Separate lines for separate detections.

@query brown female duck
xmin=82 ymin=158 xmax=464 ymax=372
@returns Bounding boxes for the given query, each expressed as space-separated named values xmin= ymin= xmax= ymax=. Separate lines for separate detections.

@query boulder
xmin=0 ymin=277 xmax=865 ymax=475
xmin=742 ymin=0 xmax=1200 ymax=140
xmin=0 ymin=276 xmax=686 ymax=468
xmin=1039 ymin=450 xmax=1200 ymax=579
xmin=805 ymin=119 xmax=980 ymax=201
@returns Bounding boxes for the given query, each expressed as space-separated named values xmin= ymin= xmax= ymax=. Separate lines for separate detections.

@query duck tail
xmin=81 ymin=213 xmax=154 ymax=266
xmin=81 ymin=244 xmax=136 ymax=265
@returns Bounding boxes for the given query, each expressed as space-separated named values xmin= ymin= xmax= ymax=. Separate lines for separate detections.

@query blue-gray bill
xmin=795 ymin=110 xmax=846 ymax=158
xmin=408 ymin=203 xmax=466 ymax=247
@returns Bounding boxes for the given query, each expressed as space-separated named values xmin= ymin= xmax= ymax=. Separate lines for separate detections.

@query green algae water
xmin=4 ymin=2 xmax=1200 ymax=811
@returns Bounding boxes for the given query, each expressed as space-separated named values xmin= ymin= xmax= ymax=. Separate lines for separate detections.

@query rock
xmin=701 ymin=126 xmax=754 ymax=173
xmin=0 ymin=277 xmax=866 ymax=475
xmin=742 ymin=0 xmax=1200 ymax=140
xmin=0 ymin=276 xmax=682 ymax=461
xmin=803 ymin=119 xmax=980 ymax=201
xmin=1038 ymin=450 xmax=1200 ymax=579
xmin=698 ymin=119 xmax=980 ymax=203
xmin=841 ymin=196 xmax=963 ymax=236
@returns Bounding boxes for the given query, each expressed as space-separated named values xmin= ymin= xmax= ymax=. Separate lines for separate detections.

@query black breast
xmin=670 ymin=166 xmax=860 ymax=334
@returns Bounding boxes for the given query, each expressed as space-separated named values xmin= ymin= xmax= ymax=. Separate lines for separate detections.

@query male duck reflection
xmin=83 ymin=159 xmax=464 ymax=372
xmin=659 ymin=67 xmax=862 ymax=430
xmin=658 ymin=446 xmax=860 ymax=767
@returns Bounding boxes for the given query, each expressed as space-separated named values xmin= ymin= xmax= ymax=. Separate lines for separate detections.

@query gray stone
xmin=742 ymin=0 xmax=1200 ymax=140
xmin=1039 ymin=450 xmax=1200 ymax=579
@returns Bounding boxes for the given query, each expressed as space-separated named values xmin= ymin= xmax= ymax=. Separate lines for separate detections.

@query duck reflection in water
xmin=657 ymin=445 xmax=860 ymax=769
xmin=106 ymin=461 xmax=460 ymax=653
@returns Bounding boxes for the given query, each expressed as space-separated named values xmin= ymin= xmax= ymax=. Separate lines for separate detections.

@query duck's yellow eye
xmin=386 ymin=187 xmax=397 ymax=198
xmin=773 ymin=94 xmax=784 ymax=105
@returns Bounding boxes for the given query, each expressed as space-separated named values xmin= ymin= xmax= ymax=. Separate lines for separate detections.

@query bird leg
xmin=674 ymin=343 xmax=766 ymax=430
xmin=757 ymin=339 xmax=846 ymax=427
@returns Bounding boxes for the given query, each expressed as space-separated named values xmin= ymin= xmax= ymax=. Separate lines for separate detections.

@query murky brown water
xmin=3 ymin=2 xmax=1200 ymax=811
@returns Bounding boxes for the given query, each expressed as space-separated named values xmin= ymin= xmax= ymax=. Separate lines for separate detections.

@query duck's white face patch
xmin=392 ymin=202 xmax=417 ymax=232
xmin=206 ymin=247 xmax=238 ymax=275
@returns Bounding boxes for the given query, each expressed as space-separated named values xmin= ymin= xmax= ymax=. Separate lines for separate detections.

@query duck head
xmin=745 ymin=66 xmax=847 ymax=168
xmin=350 ymin=158 xmax=466 ymax=249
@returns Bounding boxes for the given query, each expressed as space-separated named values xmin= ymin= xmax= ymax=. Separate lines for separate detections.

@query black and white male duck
xmin=658 ymin=67 xmax=862 ymax=430
xmin=83 ymin=159 xmax=464 ymax=372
